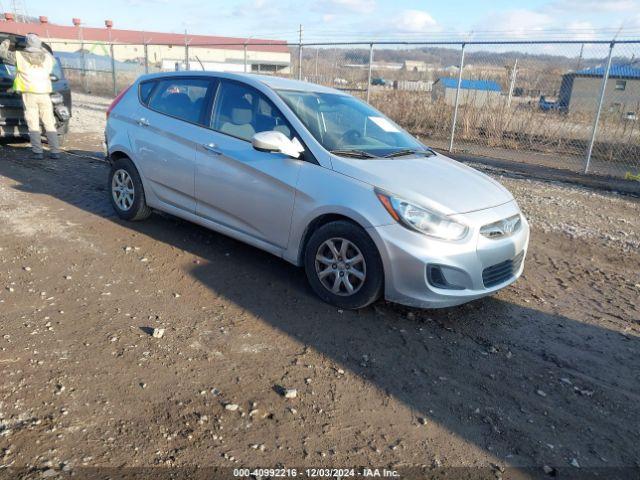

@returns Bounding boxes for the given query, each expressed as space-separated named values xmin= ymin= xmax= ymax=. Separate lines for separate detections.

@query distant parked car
xmin=624 ymin=111 xmax=637 ymax=121
xmin=538 ymin=95 xmax=565 ymax=112
xmin=0 ymin=33 xmax=71 ymax=141
xmin=106 ymin=72 xmax=529 ymax=309
xmin=371 ymin=77 xmax=386 ymax=86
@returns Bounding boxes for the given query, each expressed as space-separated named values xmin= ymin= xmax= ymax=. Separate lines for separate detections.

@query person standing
xmin=0 ymin=33 xmax=60 ymax=159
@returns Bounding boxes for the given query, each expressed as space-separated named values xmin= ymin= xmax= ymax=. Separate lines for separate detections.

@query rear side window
xmin=147 ymin=78 xmax=211 ymax=125
xmin=211 ymin=80 xmax=292 ymax=141
xmin=139 ymin=81 xmax=156 ymax=105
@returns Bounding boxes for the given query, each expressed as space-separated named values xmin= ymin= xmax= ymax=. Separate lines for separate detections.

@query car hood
xmin=330 ymin=152 xmax=514 ymax=215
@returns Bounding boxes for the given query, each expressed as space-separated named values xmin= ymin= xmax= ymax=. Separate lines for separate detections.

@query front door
xmin=195 ymin=79 xmax=301 ymax=250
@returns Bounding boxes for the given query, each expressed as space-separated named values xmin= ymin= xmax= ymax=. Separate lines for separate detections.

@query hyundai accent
xmin=105 ymin=72 xmax=529 ymax=309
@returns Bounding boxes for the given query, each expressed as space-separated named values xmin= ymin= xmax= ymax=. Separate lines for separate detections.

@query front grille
xmin=482 ymin=251 xmax=525 ymax=288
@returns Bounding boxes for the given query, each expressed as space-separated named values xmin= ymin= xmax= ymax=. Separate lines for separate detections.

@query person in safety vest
xmin=0 ymin=33 xmax=60 ymax=159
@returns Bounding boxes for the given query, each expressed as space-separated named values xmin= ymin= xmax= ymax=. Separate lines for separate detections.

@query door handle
xmin=137 ymin=117 xmax=150 ymax=127
xmin=202 ymin=143 xmax=222 ymax=155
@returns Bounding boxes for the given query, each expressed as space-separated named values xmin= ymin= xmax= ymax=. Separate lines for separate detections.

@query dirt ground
xmin=1 ymin=94 xmax=640 ymax=479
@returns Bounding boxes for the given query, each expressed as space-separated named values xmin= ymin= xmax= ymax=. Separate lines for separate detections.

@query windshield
xmin=276 ymin=89 xmax=428 ymax=158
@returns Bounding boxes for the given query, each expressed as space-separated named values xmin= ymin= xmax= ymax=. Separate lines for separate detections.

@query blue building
xmin=432 ymin=77 xmax=502 ymax=107
xmin=558 ymin=63 xmax=640 ymax=114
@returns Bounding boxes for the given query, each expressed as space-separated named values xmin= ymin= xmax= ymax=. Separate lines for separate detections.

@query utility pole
xmin=298 ymin=24 xmax=303 ymax=80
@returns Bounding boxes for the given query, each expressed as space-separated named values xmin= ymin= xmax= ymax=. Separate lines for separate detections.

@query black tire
xmin=108 ymin=157 xmax=152 ymax=221
xmin=304 ymin=220 xmax=384 ymax=309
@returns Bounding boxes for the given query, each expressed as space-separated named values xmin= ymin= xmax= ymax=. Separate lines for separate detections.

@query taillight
xmin=106 ymin=84 xmax=132 ymax=119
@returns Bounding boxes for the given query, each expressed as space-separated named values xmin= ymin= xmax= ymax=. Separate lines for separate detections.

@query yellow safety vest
xmin=13 ymin=50 xmax=53 ymax=94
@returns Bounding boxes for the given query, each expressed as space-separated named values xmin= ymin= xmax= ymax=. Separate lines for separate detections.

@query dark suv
xmin=0 ymin=33 xmax=71 ymax=141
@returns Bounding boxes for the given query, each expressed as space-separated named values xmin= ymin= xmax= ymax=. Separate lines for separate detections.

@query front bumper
xmin=368 ymin=200 xmax=530 ymax=309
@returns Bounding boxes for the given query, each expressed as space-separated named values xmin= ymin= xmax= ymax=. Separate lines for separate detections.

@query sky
xmin=3 ymin=0 xmax=640 ymax=42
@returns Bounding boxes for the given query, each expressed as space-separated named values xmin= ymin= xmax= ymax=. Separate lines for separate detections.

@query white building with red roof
xmin=0 ymin=13 xmax=291 ymax=73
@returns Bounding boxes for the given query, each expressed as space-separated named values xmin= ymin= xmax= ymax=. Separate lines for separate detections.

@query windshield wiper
xmin=330 ymin=149 xmax=378 ymax=159
xmin=383 ymin=148 xmax=436 ymax=158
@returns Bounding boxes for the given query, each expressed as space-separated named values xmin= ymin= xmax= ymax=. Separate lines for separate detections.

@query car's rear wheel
xmin=108 ymin=157 xmax=151 ymax=221
xmin=304 ymin=220 xmax=383 ymax=309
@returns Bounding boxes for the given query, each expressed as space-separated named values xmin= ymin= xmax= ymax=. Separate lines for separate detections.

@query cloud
xmin=564 ymin=20 xmax=599 ymax=40
xmin=390 ymin=9 xmax=438 ymax=32
xmin=124 ymin=0 xmax=171 ymax=5
xmin=473 ymin=9 xmax=551 ymax=38
xmin=550 ymin=0 xmax=640 ymax=13
xmin=233 ymin=0 xmax=283 ymax=17
xmin=321 ymin=0 xmax=376 ymax=14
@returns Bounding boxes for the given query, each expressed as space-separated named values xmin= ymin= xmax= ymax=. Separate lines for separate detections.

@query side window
xmin=147 ymin=78 xmax=211 ymax=125
xmin=139 ymin=81 xmax=156 ymax=105
xmin=211 ymin=81 xmax=293 ymax=141
xmin=52 ymin=58 xmax=64 ymax=81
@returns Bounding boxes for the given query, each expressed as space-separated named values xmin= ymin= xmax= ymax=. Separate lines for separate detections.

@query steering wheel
xmin=338 ymin=129 xmax=362 ymax=146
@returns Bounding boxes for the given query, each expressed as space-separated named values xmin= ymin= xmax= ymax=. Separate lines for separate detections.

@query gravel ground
xmin=68 ymin=92 xmax=109 ymax=135
xmin=0 ymin=96 xmax=639 ymax=479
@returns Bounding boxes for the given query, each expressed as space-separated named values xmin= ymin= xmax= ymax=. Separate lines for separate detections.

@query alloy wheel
xmin=315 ymin=237 xmax=367 ymax=296
xmin=111 ymin=169 xmax=135 ymax=211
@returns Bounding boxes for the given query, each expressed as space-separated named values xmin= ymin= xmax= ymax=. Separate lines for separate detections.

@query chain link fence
xmin=48 ymin=39 xmax=640 ymax=180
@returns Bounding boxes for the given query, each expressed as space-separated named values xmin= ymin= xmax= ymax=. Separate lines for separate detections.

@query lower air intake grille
xmin=482 ymin=251 xmax=525 ymax=288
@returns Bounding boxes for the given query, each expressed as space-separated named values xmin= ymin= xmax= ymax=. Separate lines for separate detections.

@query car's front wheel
xmin=304 ymin=220 xmax=383 ymax=309
xmin=108 ymin=157 xmax=151 ymax=221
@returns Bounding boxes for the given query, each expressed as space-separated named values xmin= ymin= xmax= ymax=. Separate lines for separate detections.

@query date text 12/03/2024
xmin=233 ymin=468 xmax=400 ymax=477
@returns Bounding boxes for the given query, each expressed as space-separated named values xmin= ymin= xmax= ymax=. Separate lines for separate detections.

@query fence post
xmin=298 ymin=24 xmax=303 ymax=80
xmin=144 ymin=43 xmax=149 ymax=74
xmin=366 ymin=43 xmax=374 ymax=103
xmin=449 ymin=43 xmax=465 ymax=153
xmin=184 ymin=31 xmax=190 ymax=71
xmin=507 ymin=58 xmax=518 ymax=108
xmin=79 ymin=28 xmax=87 ymax=93
xmin=244 ymin=43 xmax=248 ymax=73
xmin=109 ymin=42 xmax=117 ymax=97
xmin=584 ymin=41 xmax=614 ymax=174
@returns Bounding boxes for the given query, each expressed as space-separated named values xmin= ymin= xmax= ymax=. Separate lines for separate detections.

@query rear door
xmin=130 ymin=76 xmax=217 ymax=214
xmin=194 ymin=79 xmax=302 ymax=250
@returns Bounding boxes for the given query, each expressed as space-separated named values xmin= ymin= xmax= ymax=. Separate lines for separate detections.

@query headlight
xmin=376 ymin=190 xmax=468 ymax=241
xmin=50 ymin=92 xmax=64 ymax=105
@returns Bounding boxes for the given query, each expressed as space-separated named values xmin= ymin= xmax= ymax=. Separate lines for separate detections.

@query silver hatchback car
xmin=106 ymin=72 xmax=529 ymax=309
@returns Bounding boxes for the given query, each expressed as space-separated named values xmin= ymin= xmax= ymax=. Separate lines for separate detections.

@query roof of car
xmin=137 ymin=71 xmax=346 ymax=95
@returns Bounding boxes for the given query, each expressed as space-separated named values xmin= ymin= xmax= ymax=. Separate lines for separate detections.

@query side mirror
xmin=252 ymin=131 xmax=304 ymax=159
xmin=50 ymin=74 xmax=59 ymax=82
